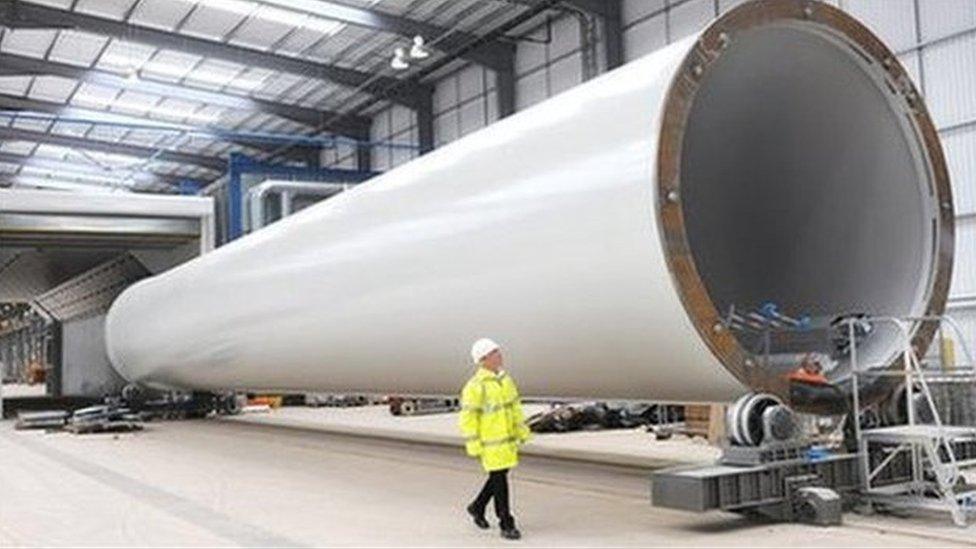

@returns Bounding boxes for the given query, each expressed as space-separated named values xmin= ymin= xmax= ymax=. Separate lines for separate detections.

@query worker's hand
xmin=465 ymin=439 xmax=483 ymax=457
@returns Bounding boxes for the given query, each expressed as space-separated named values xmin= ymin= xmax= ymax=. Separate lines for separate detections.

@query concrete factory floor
xmin=223 ymin=404 xmax=722 ymax=468
xmin=2 ymin=415 xmax=976 ymax=548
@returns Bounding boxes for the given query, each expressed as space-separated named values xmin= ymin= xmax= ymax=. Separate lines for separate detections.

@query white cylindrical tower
xmin=106 ymin=0 xmax=953 ymax=412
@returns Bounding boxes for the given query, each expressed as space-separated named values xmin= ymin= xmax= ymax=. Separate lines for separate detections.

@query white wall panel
xmin=433 ymin=76 xmax=457 ymax=112
xmin=843 ymin=0 xmax=917 ymax=52
xmin=434 ymin=109 xmax=458 ymax=147
xmin=390 ymin=105 xmax=414 ymax=134
xmin=369 ymin=105 xmax=419 ymax=171
xmin=458 ymin=66 xmax=484 ymax=102
xmin=718 ymin=0 xmax=750 ymax=11
xmin=668 ymin=0 xmax=716 ymax=43
xmin=898 ymin=51 xmax=922 ymax=89
xmin=951 ymin=218 xmax=976 ymax=297
xmin=949 ymin=307 xmax=976 ymax=351
xmin=371 ymin=111 xmax=390 ymax=141
xmin=720 ymin=0 xmax=840 ymax=15
xmin=372 ymin=148 xmax=390 ymax=171
xmin=516 ymin=70 xmax=548 ymax=110
xmin=516 ymin=36 xmax=548 ymax=74
xmin=623 ymin=0 xmax=665 ymax=25
xmin=919 ymin=0 xmax=976 ymax=42
xmin=338 ymin=156 xmax=356 ymax=170
xmin=943 ymin=127 xmax=976 ymax=215
xmin=336 ymin=143 xmax=356 ymax=170
xmin=922 ymin=34 xmax=976 ymax=128
xmin=390 ymin=145 xmax=412 ymax=168
xmin=459 ymin=99 xmax=485 ymax=137
xmin=550 ymin=15 xmax=581 ymax=58
xmin=624 ymin=14 xmax=667 ymax=61
xmin=549 ymin=53 xmax=583 ymax=96
xmin=486 ymin=90 xmax=499 ymax=123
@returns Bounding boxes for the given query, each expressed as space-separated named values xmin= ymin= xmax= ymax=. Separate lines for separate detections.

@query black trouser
xmin=470 ymin=469 xmax=515 ymax=529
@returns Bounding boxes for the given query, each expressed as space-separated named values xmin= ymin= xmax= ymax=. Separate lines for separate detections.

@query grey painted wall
xmin=61 ymin=313 xmax=126 ymax=398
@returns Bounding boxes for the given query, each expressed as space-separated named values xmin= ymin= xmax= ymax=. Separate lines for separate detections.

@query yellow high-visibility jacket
xmin=458 ymin=367 xmax=531 ymax=472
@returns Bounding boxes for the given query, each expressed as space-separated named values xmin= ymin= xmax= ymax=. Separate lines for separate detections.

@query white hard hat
xmin=470 ymin=338 xmax=500 ymax=364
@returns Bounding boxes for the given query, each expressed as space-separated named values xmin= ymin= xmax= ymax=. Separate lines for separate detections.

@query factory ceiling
xmin=0 ymin=0 xmax=603 ymax=193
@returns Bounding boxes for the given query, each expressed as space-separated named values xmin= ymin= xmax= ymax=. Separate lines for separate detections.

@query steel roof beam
xmin=0 ymin=53 xmax=371 ymax=138
xmin=0 ymin=92 xmax=326 ymax=166
xmin=0 ymin=123 xmax=225 ymax=172
xmin=0 ymin=1 xmax=426 ymax=109
xmin=261 ymin=0 xmax=516 ymax=72
xmin=0 ymin=150 xmax=184 ymax=188
xmin=498 ymin=0 xmax=623 ymax=69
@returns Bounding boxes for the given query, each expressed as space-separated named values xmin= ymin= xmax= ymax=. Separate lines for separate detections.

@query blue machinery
xmin=224 ymin=153 xmax=378 ymax=241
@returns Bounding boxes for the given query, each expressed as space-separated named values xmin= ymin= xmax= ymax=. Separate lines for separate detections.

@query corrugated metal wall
xmin=368 ymin=104 xmax=419 ymax=171
xmin=320 ymin=140 xmax=359 ymax=170
xmin=360 ymin=0 xmax=976 ymax=358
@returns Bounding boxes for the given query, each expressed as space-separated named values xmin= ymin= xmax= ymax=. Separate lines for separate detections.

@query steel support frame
xmin=496 ymin=53 xmax=518 ymax=119
xmin=0 ymin=52 xmax=371 ymax=138
xmin=0 ymin=121 xmax=225 ymax=172
xmin=563 ymin=0 xmax=624 ymax=69
xmin=0 ymin=92 xmax=326 ymax=166
xmin=0 ymin=1 xmax=425 ymax=109
xmin=225 ymin=153 xmax=377 ymax=242
xmin=258 ymin=0 xmax=514 ymax=70
xmin=47 ymin=321 xmax=61 ymax=398
xmin=416 ymin=91 xmax=436 ymax=154
xmin=0 ymin=150 xmax=191 ymax=190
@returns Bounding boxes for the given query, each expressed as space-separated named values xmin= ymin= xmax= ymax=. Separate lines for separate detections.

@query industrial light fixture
xmin=409 ymin=35 xmax=430 ymax=59
xmin=391 ymin=48 xmax=410 ymax=70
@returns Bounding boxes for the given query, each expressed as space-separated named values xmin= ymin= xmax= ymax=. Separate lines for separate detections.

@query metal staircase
xmin=849 ymin=316 xmax=976 ymax=526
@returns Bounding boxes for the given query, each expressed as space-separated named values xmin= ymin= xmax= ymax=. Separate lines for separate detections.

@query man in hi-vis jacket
xmin=459 ymin=338 xmax=530 ymax=540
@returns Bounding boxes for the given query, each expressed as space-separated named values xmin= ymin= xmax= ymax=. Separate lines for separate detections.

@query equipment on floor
xmin=526 ymin=402 xmax=684 ymax=434
xmin=14 ymin=410 xmax=69 ymax=430
xmin=306 ymin=393 xmax=376 ymax=408
xmin=65 ymin=404 xmax=143 ymax=434
xmin=15 ymin=403 xmax=142 ymax=434
xmin=653 ymin=315 xmax=976 ymax=527
xmin=13 ymin=388 xmax=245 ymax=433
xmin=388 ymin=396 xmax=459 ymax=416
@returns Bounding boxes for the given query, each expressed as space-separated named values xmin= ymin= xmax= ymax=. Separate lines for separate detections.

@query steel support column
xmin=562 ymin=0 xmax=624 ymax=70
xmin=47 ymin=321 xmax=61 ymax=398
xmin=0 ymin=52 xmax=370 ymax=137
xmin=356 ymin=143 xmax=372 ymax=173
xmin=0 ymin=123 xmax=225 ymax=172
xmin=416 ymin=91 xmax=435 ymax=154
xmin=496 ymin=55 xmax=517 ymax=119
xmin=602 ymin=1 xmax=625 ymax=69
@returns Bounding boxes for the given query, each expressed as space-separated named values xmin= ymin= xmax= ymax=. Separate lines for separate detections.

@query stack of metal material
xmin=15 ymin=410 xmax=70 ymax=430
xmin=526 ymin=402 xmax=684 ymax=434
xmin=305 ymin=393 xmax=375 ymax=408
xmin=65 ymin=404 xmax=143 ymax=434
xmin=14 ymin=403 xmax=144 ymax=433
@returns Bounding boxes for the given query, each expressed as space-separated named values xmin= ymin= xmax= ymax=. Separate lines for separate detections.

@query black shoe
xmin=500 ymin=527 xmax=521 ymax=540
xmin=466 ymin=504 xmax=490 ymax=530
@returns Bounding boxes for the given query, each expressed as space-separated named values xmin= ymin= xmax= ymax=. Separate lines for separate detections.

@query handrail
xmin=846 ymin=314 xmax=973 ymax=490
